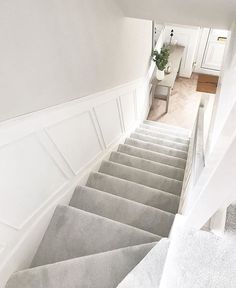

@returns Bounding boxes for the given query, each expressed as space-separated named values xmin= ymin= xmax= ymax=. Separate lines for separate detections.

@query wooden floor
xmin=147 ymin=74 xmax=215 ymax=131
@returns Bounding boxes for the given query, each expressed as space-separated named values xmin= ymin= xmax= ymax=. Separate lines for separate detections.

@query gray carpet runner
xmin=6 ymin=120 xmax=190 ymax=288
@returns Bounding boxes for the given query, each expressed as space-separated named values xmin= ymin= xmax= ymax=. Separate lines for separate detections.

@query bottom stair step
xmin=70 ymin=186 xmax=174 ymax=237
xmin=31 ymin=205 xmax=160 ymax=267
xmin=6 ymin=242 xmax=157 ymax=288
xmin=87 ymin=172 xmax=180 ymax=214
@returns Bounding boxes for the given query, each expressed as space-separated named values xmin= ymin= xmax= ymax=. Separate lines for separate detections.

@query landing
xmin=148 ymin=74 xmax=215 ymax=131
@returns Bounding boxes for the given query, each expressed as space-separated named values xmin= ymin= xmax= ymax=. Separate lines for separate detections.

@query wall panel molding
xmin=0 ymin=43 xmax=158 ymax=286
xmin=46 ymin=112 xmax=103 ymax=175
xmin=94 ymin=98 xmax=123 ymax=148
xmin=0 ymin=135 xmax=68 ymax=230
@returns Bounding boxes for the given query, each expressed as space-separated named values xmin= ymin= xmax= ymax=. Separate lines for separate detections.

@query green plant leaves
xmin=153 ymin=47 xmax=170 ymax=71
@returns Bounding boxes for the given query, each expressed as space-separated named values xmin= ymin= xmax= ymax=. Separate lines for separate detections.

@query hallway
xmin=148 ymin=74 xmax=215 ymax=131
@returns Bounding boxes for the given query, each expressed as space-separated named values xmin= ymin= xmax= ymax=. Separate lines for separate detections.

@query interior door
xmin=201 ymin=29 xmax=228 ymax=71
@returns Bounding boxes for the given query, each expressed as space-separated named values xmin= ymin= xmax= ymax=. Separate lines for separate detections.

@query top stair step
xmin=143 ymin=120 xmax=190 ymax=136
xmin=135 ymin=127 xmax=189 ymax=146
xmin=131 ymin=132 xmax=188 ymax=152
xmin=142 ymin=121 xmax=190 ymax=139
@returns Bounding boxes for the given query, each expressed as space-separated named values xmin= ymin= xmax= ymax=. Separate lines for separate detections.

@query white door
xmin=201 ymin=29 xmax=228 ymax=71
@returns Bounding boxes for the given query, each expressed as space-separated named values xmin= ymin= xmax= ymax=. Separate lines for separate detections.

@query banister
xmin=179 ymin=98 xmax=205 ymax=214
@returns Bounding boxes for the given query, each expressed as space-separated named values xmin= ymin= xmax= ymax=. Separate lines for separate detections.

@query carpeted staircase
xmin=5 ymin=120 xmax=190 ymax=288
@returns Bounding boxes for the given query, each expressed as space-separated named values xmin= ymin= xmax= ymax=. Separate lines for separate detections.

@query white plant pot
xmin=156 ymin=69 xmax=165 ymax=81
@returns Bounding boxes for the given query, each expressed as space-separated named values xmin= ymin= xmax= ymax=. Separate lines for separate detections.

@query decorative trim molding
xmin=0 ymin=30 xmax=163 ymax=287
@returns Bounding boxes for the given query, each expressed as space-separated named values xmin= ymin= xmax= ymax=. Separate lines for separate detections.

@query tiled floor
xmin=148 ymin=73 xmax=215 ymax=131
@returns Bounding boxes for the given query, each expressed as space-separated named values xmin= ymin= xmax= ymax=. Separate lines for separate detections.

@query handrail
xmin=179 ymin=99 xmax=205 ymax=214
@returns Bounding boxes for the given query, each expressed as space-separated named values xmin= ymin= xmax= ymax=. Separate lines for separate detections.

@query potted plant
xmin=153 ymin=47 xmax=170 ymax=80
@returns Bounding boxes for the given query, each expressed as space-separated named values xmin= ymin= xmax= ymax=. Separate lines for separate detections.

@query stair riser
xmin=110 ymin=152 xmax=184 ymax=181
xmin=118 ymin=144 xmax=186 ymax=169
xmin=70 ymin=187 xmax=174 ymax=237
xmin=31 ymin=206 xmax=160 ymax=267
xmin=143 ymin=120 xmax=190 ymax=137
xmin=136 ymin=127 xmax=189 ymax=146
xmin=132 ymin=132 xmax=189 ymax=152
xmin=125 ymin=138 xmax=187 ymax=160
xmin=99 ymin=161 xmax=182 ymax=196
xmin=141 ymin=123 xmax=190 ymax=139
xmin=87 ymin=173 xmax=180 ymax=214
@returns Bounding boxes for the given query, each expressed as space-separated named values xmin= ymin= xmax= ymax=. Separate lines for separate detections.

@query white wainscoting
xmin=94 ymin=98 xmax=123 ymax=148
xmin=0 ymin=69 xmax=154 ymax=286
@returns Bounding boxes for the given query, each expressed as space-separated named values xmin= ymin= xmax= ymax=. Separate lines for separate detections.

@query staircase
xmin=5 ymin=120 xmax=190 ymax=288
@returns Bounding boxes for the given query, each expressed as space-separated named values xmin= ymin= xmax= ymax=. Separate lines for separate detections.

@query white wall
xmin=115 ymin=0 xmax=236 ymax=29
xmin=0 ymin=28 xmax=164 ymax=286
xmin=207 ymin=22 xmax=236 ymax=152
xmin=163 ymin=24 xmax=200 ymax=78
xmin=0 ymin=0 xmax=152 ymax=122
xmin=0 ymin=74 xmax=153 ymax=287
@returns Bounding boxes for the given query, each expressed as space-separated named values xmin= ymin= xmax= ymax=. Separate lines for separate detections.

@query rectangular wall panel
xmin=0 ymin=135 xmax=67 ymax=229
xmin=94 ymin=98 xmax=123 ymax=147
xmin=120 ymin=92 xmax=136 ymax=131
xmin=47 ymin=112 xmax=102 ymax=174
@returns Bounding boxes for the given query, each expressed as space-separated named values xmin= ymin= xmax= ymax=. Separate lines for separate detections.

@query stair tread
xmin=125 ymin=137 xmax=188 ymax=160
xmin=70 ymin=186 xmax=174 ymax=236
xmin=99 ymin=161 xmax=182 ymax=196
xmin=143 ymin=120 xmax=190 ymax=136
xmin=118 ymin=238 xmax=170 ymax=288
xmin=135 ymin=127 xmax=189 ymax=147
xmin=87 ymin=172 xmax=180 ymax=214
xmin=110 ymin=151 xmax=184 ymax=181
xmin=140 ymin=123 xmax=190 ymax=139
xmin=31 ymin=205 xmax=160 ymax=268
xmin=5 ymin=119 xmax=188 ymax=287
xmin=6 ymin=242 xmax=157 ymax=288
xmin=131 ymin=132 xmax=188 ymax=152
xmin=118 ymin=144 xmax=186 ymax=169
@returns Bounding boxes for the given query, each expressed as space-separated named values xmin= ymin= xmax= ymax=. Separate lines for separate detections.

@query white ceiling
xmin=115 ymin=0 xmax=236 ymax=29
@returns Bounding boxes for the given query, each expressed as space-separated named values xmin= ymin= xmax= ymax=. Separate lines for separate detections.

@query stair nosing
xmin=129 ymin=135 xmax=188 ymax=155
xmin=88 ymin=171 xmax=181 ymax=200
xmin=143 ymin=120 xmax=190 ymax=136
xmin=58 ymin=205 xmax=162 ymax=238
xmin=14 ymin=241 xmax=159 ymax=273
xmin=131 ymin=132 xmax=189 ymax=152
xmin=118 ymin=144 xmax=187 ymax=168
xmin=109 ymin=151 xmax=184 ymax=181
xmin=99 ymin=160 xmax=182 ymax=196
xmin=135 ymin=128 xmax=189 ymax=146
xmin=101 ymin=160 xmax=183 ymax=185
xmin=140 ymin=124 xmax=190 ymax=140
xmin=126 ymin=138 xmax=188 ymax=160
xmin=57 ymin=205 xmax=163 ymax=237
xmin=113 ymin=150 xmax=185 ymax=172
xmin=73 ymin=185 xmax=176 ymax=217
